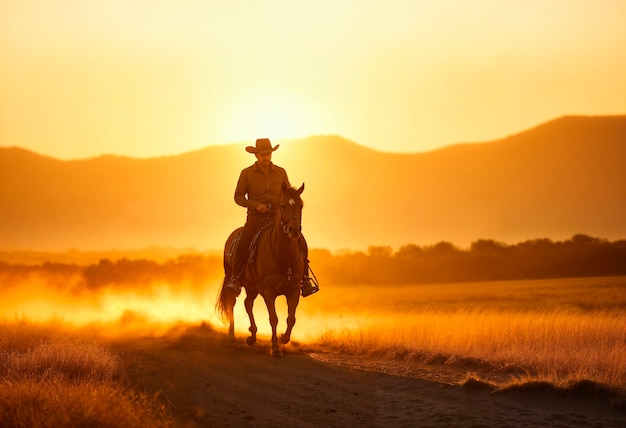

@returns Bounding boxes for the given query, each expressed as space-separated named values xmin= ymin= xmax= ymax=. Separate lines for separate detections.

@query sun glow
xmin=223 ymin=88 xmax=321 ymax=142
xmin=3 ymin=1 xmax=626 ymax=158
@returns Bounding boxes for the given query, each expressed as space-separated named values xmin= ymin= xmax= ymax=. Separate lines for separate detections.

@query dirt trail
xmin=113 ymin=325 xmax=626 ymax=428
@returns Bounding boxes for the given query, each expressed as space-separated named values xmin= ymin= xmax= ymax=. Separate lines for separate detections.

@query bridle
xmin=278 ymin=195 xmax=303 ymax=236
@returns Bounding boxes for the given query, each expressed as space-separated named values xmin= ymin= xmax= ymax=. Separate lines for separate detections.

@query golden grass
xmin=306 ymin=277 xmax=626 ymax=389
xmin=0 ymin=320 xmax=171 ymax=428
xmin=1 ymin=262 xmax=625 ymax=421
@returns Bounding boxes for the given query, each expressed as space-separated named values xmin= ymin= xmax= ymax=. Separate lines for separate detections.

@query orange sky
xmin=1 ymin=0 xmax=625 ymax=159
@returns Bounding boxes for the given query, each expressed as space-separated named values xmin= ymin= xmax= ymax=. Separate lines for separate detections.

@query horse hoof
xmin=272 ymin=349 xmax=283 ymax=357
xmin=246 ymin=336 xmax=256 ymax=346
xmin=280 ymin=334 xmax=290 ymax=344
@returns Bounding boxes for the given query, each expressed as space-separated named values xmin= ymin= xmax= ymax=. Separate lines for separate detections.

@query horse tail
xmin=215 ymin=231 xmax=237 ymax=325
xmin=215 ymin=277 xmax=234 ymax=325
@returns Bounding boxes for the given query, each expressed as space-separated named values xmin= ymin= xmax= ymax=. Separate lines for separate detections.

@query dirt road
xmin=113 ymin=324 xmax=626 ymax=428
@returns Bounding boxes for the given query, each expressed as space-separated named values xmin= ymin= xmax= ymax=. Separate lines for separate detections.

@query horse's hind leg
xmin=244 ymin=292 xmax=258 ymax=346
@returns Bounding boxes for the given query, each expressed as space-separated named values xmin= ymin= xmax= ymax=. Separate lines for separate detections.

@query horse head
xmin=279 ymin=182 xmax=304 ymax=240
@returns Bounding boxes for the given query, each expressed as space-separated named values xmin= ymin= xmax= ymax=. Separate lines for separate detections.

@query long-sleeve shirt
xmin=234 ymin=162 xmax=291 ymax=213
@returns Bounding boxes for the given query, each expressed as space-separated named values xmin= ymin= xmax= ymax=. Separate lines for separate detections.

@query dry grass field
xmin=301 ymin=277 xmax=626 ymax=390
xmin=2 ymin=273 xmax=625 ymax=391
xmin=0 ymin=320 xmax=171 ymax=427
xmin=0 ymin=269 xmax=625 ymax=426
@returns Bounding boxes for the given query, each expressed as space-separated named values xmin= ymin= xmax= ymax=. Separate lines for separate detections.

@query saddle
xmin=227 ymin=222 xmax=273 ymax=265
xmin=246 ymin=222 xmax=272 ymax=264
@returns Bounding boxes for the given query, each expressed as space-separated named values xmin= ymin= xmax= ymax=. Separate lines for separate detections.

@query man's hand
xmin=256 ymin=204 xmax=270 ymax=214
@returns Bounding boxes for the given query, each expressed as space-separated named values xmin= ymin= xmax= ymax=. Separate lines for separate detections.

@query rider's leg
xmin=226 ymin=214 xmax=262 ymax=292
xmin=226 ymin=238 xmax=247 ymax=293
xmin=299 ymin=235 xmax=319 ymax=297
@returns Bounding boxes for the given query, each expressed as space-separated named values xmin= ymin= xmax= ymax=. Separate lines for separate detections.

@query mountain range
xmin=1 ymin=115 xmax=625 ymax=251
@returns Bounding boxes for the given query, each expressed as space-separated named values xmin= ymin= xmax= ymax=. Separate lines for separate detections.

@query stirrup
xmin=301 ymin=277 xmax=319 ymax=297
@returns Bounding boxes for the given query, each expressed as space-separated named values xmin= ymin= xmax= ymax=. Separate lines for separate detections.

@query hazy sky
xmin=1 ymin=0 xmax=625 ymax=159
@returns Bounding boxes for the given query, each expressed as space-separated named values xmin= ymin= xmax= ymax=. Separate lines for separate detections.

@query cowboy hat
xmin=245 ymin=138 xmax=279 ymax=154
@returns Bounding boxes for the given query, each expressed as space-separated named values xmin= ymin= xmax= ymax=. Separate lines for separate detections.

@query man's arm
xmin=234 ymin=170 xmax=257 ymax=209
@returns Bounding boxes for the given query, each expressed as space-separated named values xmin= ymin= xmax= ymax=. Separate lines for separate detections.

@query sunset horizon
xmin=2 ymin=1 xmax=625 ymax=160
xmin=2 ymin=115 xmax=625 ymax=253
xmin=2 ymin=113 xmax=625 ymax=161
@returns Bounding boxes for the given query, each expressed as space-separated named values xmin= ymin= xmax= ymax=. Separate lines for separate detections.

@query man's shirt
xmin=234 ymin=162 xmax=291 ymax=212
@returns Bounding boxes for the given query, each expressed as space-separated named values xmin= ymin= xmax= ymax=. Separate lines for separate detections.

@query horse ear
xmin=297 ymin=183 xmax=304 ymax=195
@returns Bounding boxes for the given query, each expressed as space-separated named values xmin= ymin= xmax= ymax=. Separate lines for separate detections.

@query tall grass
xmin=0 ymin=320 xmax=171 ymax=427
xmin=307 ymin=277 xmax=626 ymax=389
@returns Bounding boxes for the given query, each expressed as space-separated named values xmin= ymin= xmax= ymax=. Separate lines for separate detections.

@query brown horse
xmin=216 ymin=182 xmax=306 ymax=356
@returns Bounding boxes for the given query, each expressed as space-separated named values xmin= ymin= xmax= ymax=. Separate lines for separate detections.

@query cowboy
xmin=225 ymin=138 xmax=319 ymax=297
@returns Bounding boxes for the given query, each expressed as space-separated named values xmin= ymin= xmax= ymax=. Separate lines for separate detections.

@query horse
xmin=216 ymin=182 xmax=306 ymax=356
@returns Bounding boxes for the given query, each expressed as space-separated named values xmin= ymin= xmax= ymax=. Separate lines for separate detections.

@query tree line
xmin=0 ymin=254 xmax=222 ymax=291
xmin=309 ymin=234 xmax=626 ymax=284
xmin=1 ymin=234 xmax=625 ymax=288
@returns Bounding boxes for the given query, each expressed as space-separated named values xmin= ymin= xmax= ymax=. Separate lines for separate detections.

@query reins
xmin=270 ymin=194 xmax=305 ymax=280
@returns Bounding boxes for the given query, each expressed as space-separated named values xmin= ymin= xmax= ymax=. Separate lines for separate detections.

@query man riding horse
xmin=225 ymin=138 xmax=319 ymax=298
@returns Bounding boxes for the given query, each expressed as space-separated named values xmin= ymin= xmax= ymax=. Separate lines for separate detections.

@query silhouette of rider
xmin=225 ymin=138 xmax=319 ymax=297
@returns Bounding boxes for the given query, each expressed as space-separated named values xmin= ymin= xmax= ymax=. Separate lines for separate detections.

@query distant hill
xmin=1 ymin=115 xmax=625 ymax=251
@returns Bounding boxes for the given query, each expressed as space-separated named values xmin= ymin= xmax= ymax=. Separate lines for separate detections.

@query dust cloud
xmin=0 ymin=255 xmax=226 ymax=337
xmin=0 ymin=253 xmax=336 ymax=341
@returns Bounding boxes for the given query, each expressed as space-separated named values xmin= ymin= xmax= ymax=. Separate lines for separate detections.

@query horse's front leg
xmin=280 ymin=285 xmax=300 ymax=345
xmin=244 ymin=291 xmax=258 ymax=346
xmin=263 ymin=296 xmax=282 ymax=357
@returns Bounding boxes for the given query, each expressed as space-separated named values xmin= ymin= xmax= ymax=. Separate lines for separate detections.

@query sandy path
xmin=113 ymin=325 xmax=626 ymax=428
